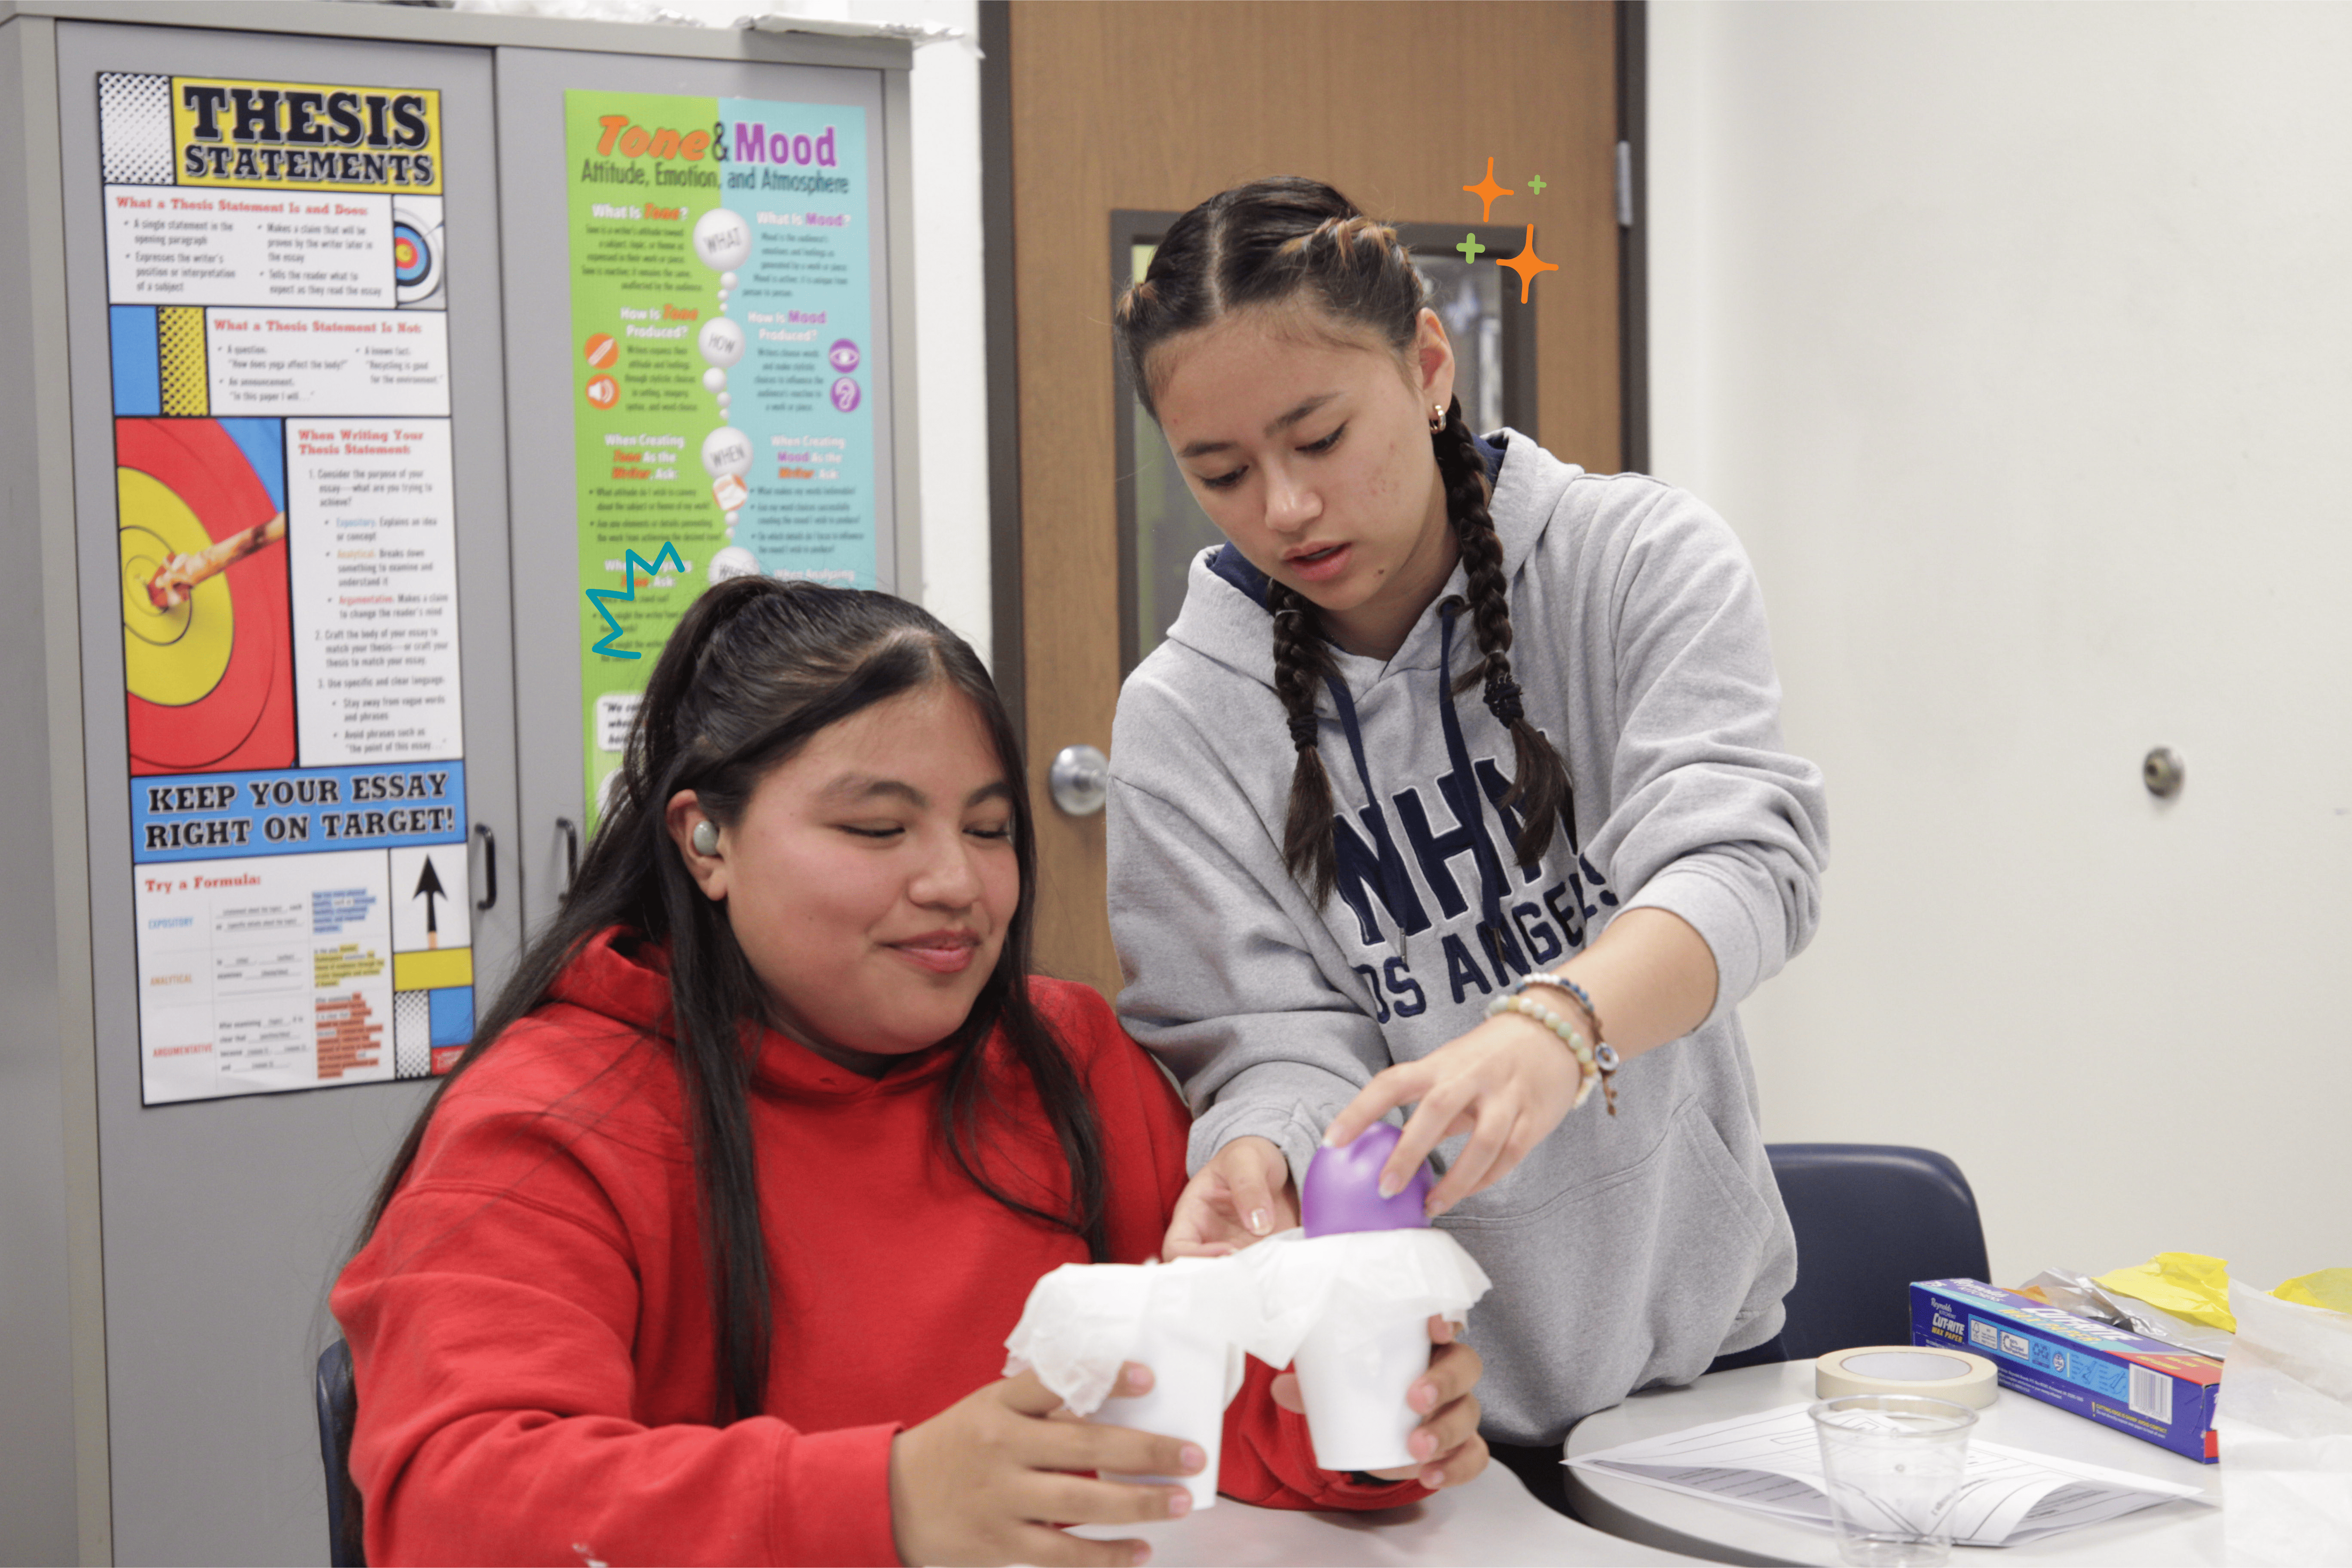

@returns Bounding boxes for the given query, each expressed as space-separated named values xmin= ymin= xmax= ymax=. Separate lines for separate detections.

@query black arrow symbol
xmin=412 ymin=856 xmax=445 ymax=950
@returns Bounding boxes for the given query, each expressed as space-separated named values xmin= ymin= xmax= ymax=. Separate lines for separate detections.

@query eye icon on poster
xmin=693 ymin=208 xmax=753 ymax=273
xmin=828 ymin=339 xmax=860 ymax=374
xmin=829 ymin=377 xmax=861 ymax=414
xmin=585 ymin=375 xmax=618 ymax=410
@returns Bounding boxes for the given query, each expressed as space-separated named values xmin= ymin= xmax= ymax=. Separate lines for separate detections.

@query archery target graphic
xmin=392 ymin=198 xmax=445 ymax=308
xmin=118 ymin=418 xmax=296 ymax=774
xmin=119 ymin=469 xmax=236 ymax=705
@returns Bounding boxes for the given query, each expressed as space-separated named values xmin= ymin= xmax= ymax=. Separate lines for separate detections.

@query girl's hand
xmin=1321 ymin=1012 xmax=1583 ymax=1217
xmin=1160 ymin=1135 xmax=1298 ymax=1259
xmin=1270 ymin=1316 xmax=1488 ymax=1491
xmin=888 ymin=1363 xmax=1199 ymax=1568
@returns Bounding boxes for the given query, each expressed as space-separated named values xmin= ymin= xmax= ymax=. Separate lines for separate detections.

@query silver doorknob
xmin=1049 ymin=744 xmax=1109 ymax=816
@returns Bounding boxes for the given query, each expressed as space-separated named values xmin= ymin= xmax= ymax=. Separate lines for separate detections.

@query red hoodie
xmin=332 ymin=929 xmax=1417 ymax=1565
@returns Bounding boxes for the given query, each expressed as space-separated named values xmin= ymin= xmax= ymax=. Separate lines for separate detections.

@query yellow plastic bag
xmin=2273 ymin=1269 xmax=2352 ymax=1316
xmin=2095 ymin=1252 xmax=2238 ymax=1332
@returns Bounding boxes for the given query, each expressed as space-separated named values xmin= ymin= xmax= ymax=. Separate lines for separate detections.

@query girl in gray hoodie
xmin=1105 ymin=178 xmax=1831 ymax=1475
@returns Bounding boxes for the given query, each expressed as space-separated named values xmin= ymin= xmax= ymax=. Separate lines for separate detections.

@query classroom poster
xmin=563 ymin=90 xmax=877 ymax=823
xmin=98 ymin=72 xmax=473 ymax=1103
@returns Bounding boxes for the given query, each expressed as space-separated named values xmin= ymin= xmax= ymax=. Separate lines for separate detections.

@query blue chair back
xmin=315 ymin=1340 xmax=364 ymax=1567
xmin=1767 ymin=1144 xmax=1991 ymax=1362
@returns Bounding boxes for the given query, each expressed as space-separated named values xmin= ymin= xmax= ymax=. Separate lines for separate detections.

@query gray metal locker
xmin=0 ymin=5 xmax=919 ymax=1561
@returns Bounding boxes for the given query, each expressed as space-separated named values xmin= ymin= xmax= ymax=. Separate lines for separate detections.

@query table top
xmin=1068 ymin=1458 xmax=1696 ymax=1565
xmin=1563 ymin=1361 xmax=2226 ymax=1566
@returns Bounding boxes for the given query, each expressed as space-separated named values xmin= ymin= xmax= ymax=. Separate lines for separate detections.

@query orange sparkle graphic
xmin=1461 ymin=156 xmax=1513 ymax=223
xmin=1497 ymin=225 xmax=1559 ymax=303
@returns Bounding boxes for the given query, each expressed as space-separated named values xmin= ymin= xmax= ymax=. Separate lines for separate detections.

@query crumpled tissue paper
xmin=2215 ymin=1277 xmax=2352 ymax=1564
xmin=1235 ymin=1226 xmax=1493 ymax=1365
xmin=1001 ymin=1255 xmax=1256 ymax=1418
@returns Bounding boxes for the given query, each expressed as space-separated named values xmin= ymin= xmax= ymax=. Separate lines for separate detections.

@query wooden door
xmin=1006 ymin=0 xmax=1625 ymax=995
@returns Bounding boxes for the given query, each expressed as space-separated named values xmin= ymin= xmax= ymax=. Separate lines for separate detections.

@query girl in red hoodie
xmin=333 ymin=579 xmax=1486 ymax=1567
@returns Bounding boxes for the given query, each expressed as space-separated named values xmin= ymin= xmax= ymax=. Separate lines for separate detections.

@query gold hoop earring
xmin=1428 ymin=403 xmax=1446 ymax=434
xmin=692 ymin=820 xmax=720 ymax=856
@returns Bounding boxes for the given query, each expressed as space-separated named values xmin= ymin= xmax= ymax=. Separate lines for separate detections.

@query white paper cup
xmin=1292 ymin=1310 xmax=1432 ymax=1472
xmin=1094 ymin=1316 xmax=1230 ymax=1510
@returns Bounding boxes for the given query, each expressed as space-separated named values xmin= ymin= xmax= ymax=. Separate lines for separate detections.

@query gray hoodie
xmin=1106 ymin=433 xmax=1829 ymax=1445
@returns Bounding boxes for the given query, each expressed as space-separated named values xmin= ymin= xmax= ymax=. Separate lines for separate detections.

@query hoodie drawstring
xmin=1436 ymin=599 xmax=1512 ymax=943
xmin=1320 ymin=601 xmax=1514 ymax=959
xmin=1322 ymin=671 xmax=1415 ymax=963
xmin=1314 ymin=599 xmax=1526 ymax=965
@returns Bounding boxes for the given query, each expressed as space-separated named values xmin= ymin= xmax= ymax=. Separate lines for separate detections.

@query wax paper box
xmin=1911 ymin=1279 xmax=2221 ymax=1463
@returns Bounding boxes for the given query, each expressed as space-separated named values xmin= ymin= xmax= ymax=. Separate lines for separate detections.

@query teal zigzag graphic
xmin=586 ymin=542 xmax=686 ymax=659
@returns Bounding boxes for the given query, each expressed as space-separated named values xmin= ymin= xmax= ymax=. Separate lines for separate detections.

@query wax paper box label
xmin=1911 ymin=1280 xmax=2220 ymax=1463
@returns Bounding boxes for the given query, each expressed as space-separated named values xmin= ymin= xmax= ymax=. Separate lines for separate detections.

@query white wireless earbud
xmin=691 ymin=820 xmax=720 ymax=857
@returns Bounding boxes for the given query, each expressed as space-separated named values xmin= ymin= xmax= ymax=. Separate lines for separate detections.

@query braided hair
xmin=1115 ymin=177 xmax=1574 ymax=903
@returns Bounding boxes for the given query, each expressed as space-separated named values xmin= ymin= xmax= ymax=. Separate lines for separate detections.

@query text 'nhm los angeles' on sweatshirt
xmin=333 ymin=929 xmax=1416 ymax=1568
xmin=1107 ymin=432 xmax=1830 ymax=1446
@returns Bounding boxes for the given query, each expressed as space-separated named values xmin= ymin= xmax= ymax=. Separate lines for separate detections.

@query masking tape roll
xmin=1814 ymin=1346 xmax=1999 ymax=1408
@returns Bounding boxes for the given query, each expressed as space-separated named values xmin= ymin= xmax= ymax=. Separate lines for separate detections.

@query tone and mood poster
xmin=99 ymin=73 xmax=472 ymax=1103
xmin=564 ymin=91 xmax=877 ymax=822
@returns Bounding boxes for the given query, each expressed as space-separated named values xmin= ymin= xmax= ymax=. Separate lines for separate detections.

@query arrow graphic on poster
xmin=412 ymin=855 xmax=446 ymax=950
xmin=586 ymin=542 xmax=686 ymax=659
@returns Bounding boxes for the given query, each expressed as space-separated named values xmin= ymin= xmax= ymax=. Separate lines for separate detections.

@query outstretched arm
xmin=1325 ymin=480 xmax=1824 ymax=1213
xmin=1322 ymin=906 xmax=1717 ymax=1214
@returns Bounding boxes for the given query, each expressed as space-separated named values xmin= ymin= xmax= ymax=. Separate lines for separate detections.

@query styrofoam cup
xmin=1094 ymin=1316 xmax=1230 ymax=1510
xmin=1292 ymin=1310 xmax=1432 ymax=1472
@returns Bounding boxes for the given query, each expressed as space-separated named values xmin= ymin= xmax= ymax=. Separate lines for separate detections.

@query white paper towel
xmin=1002 ymin=1227 xmax=1492 ymax=1417
xmin=1002 ymin=1256 xmax=1255 ymax=1417
xmin=1236 ymin=1228 xmax=1493 ymax=1365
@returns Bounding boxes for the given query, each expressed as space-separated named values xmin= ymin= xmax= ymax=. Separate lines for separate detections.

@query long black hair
xmin=354 ymin=578 xmax=1108 ymax=1424
xmin=1114 ymin=175 xmax=1574 ymax=903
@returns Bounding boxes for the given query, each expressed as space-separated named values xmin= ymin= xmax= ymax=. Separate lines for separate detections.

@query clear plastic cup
xmin=1094 ymin=1317 xmax=1233 ymax=1511
xmin=1808 ymin=1394 xmax=1978 ymax=1566
xmin=1291 ymin=1310 xmax=1432 ymax=1472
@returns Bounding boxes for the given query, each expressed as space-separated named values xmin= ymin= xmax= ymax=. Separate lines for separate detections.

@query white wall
xmin=1650 ymin=1 xmax=2352 ymax=1290
xmin=663 ymin=0 xmax=992 ymax=662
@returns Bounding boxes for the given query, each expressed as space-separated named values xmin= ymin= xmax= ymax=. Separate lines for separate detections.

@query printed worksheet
xmin=1567 ymin=1403 xmax=2206 ymax=1546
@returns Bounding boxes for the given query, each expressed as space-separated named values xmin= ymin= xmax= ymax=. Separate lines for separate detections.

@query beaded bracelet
xmin=1503 ymin=970 xmax=1606 ymax=1045
xmin=1484 ymin=993 xmax=1619 ymax=1116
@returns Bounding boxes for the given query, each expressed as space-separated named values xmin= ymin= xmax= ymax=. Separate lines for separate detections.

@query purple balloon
xmin=1302 ymin=1121 xmax=1433 ymax=1237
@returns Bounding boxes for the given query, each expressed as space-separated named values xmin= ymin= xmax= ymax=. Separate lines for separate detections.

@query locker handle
xmin=557 ymin=816 xmax=580 ymax=893
xmin=473 ymin=822 xmax=498 ymax=912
